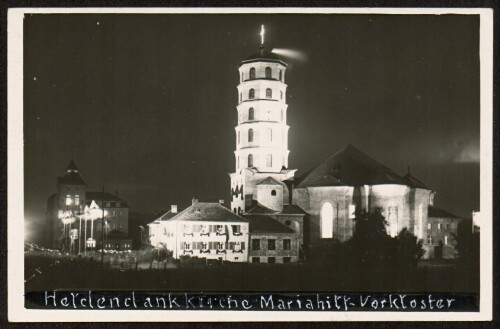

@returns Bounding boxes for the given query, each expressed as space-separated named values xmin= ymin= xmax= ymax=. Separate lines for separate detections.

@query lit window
xmin=320 ymin=202 xmax=334 ymax=238
xmin=248 ymin=129 xmax=254 ymax=142
xmin=268 ymin=239 xmax=275 ymax=250
xmin=438 ymin=223 xmax=442 ymax=230
xmin=252 ymin=239 xmax=260 ymax=250
xmin=249 ymin=89 xmax=255 ymax=99
xmin=283 ymin=239 xmax=291 ymax=250
xmin=75 ymin=195 xmax=80 ymax=206
xmin=271 ymin=189 xmax=276 ymax=196
xmin=266 ymin=88 xmax=272 ymax=98
xmin=444 ymin=235 xmax=448 ymax=245
xmin=248 ymin=154 xmax=253 ymax=167
xmin=267 ymin=154 xmax=272 ymax=167
xmin=248 ymin=108 xmax=254 ymax=120
xmin=265 ymin=67 xmax=271 ymax=78
xmin=427 ymin=223 xmax=432 ymax=230
xmin=349 ymin=204 xmax=356 ymax=219
xmin=65 ymin=195 xmax=72 ymax=206
xmin=427 ymin=235 xmax=433 ymax=244
xmin=250 ymin=67 xmax=256 ymax=79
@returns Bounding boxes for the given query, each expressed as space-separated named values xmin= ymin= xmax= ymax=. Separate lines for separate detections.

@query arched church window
xmin=248 ymin=154 xmax=253 ymax=167
xmin=249 ymin=108 xmax=254 ymax=120
xmin=271 ymin=190 xmax=277 ymax=196
xmin=279 ymin=70 xmax=282 ymax=81
xmin=265 ymin=67 xmax=272 ymax=78
xmin=241 ymin=72 xmax=243 ymax=82
xmin=248 ymin=129 xmax=254 ymax=142
xmin=266 ymin=154 xmax=272 ymax=167
xmin=320 ymin=202 xmax=334 ymax=239
xmin=266 ymin=88 xmax=272 ymax=98
xmin=280 ymin=91 xmax=283 ymax=100
xmin=233 ymin=208 xmax=237 ymax=214
xmin=250 ymin=67 xmax=256 ymax=80
xmin=267 ymin=128 xmax=272 ymax=142
xmin=249 ymin=89 xmax=255 ymax=99
xmin=240 ymin=92 xmax=242 ymax=102
xmin=238 ymin=207 xmax=242 ymax=215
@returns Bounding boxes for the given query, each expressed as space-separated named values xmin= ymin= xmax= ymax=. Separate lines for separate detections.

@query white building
xmin=148 ymin=200 xmax=249 ymax=262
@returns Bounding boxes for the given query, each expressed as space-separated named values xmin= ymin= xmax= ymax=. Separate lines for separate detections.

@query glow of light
xmin=271 ymin=48 xmax=308 ymax=62
xmin=260 ymin=24 xmax=265 ymax=45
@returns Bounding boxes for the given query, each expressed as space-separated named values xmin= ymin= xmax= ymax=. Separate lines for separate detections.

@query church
xmin=228 ymin=27 xmax=461 ymax=260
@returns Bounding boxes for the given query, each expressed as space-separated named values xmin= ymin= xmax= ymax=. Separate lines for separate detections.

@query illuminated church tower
xmin=230 ymin=26 xmax=296 ymax=214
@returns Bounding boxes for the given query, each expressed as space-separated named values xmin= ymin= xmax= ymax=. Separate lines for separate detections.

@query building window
xmin=444 ymin=235 xmax=448 ymax=245
xmin=250 ymin=67 xmax=256 ymax=80
xmin=249 ymin=107 xmax=254 ymax=120
xmin=74 ymin=195 xmax=80 ymax=206
xmin=240 ymin=92 xmax=242 ymax=102
xmin=279 ymin=70 xmax=282 ymax=81
xmin=268 ymin=257 xmax=275 ymax=264
xmin=233 ymin=208 xmax=237 ymax=214
xmin=65 ymin=195 xmax=72 ymax=206
xmin=280 ymin=91 xmax=283 ymax=100
xmin=266 ymin=88 xmax=272 ymax=98
xmin=252 ymin=257 xmax=260 ymax=263
xmin=428 ymin=223 xmax=432 ymax=230
xmin=237 ymin=131 xmax=240 ymax=144
xmin=267 ymin=128 xmax=272 ymax=142
xmin=252 ymin=239 xmax=260 ymax=250
xmin=265 ymin=67 xmax=271 ymax=78
xmin=427 ymin=235 xmax=433 ymax=244
xmin=268 ymin=239 xmax=276 ymax=250
xmin=248 ymin=154 xmax=253 ymax=167
xmin=241 ymin=72 xmax=243 ymax=82
xmin=437 ymin=223 xmax=442 ymax=230
xmin=320 ymin=202 xmax=334 ymax=238
xmin=249 ymin=89 xmax=255 ymax=99
xmin=106 ymin=202 xmax=111 ymax=208
xmin=248 ymin=129 xmax=254 ymax=142
xmin=283 ymin=257 xmax=291 ymax=263
xmin=446 ymin=223 xmax=450 ymax=230
xmin=238 ymin=207 xmax=242 ymax=215
xmin=271 ymin=189 xmax=277 ymax=196
xmin=283 ymin=239 xmax=291 ymax=250
xmin=266 ymin=154 xmax=272 ymax=167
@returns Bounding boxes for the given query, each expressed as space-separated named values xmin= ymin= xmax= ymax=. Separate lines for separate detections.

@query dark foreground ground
xmin=25 ymin=252 xmax=479 ymax=294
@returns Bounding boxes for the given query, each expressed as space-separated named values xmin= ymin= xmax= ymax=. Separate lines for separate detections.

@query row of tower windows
xmin=241 ymin=67 xmax=283 ymax=82
xmin=239 ymin=89 xmax=284 ymax=102
xmin=238 ymin=154 xmax=273 ymax=168
xmin=240 ymin=108 xmax=285 ymax=123
xmin=237 ymin=128 xmax=274 ymax=144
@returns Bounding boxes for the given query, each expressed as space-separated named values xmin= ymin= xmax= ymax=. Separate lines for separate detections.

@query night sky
xmin=23 ymin=14 xmax=480 ymax=242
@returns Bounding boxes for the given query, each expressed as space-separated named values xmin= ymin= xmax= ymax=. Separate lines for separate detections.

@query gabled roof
xmin=244 ymin=215 xmax=295 ymax=234
xmin=297 ymin=144 xmax=411 ymax=188
xmin=169 ymin=202 xmax=248 ymax=223
xmin=403 ymin=172 xmax=429 ymax=189
xmin=281 ymin=204 xmax=308 ymax=215
xmin=246 ymin=203 xmax=279 ymax=215
xmin=428 ymin=206 xmax=460 ymax=219
xmin=157 ymin=210 xmax=179 ymax=221
xmin=256 ymin=177 xmax=285 ymax=186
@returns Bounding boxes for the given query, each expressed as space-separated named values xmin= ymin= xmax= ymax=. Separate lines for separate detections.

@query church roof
xmin=428 ymin=206 xmax=460 ymax=219
xmin=66 ymin=159 xmax=79 ymax=171
xmin=402 ymin=172 xmax=429 ymax=189
xmin=297 ymin=144 xmax=411 ymax=188
xmin=256 ymin=177 xmax=285 ymax=186
xmin=168 ymin=202 xmax=248 ymax=223
xmin=239 ymin=47 xmax=288 ymax=67
xmin=244 ymin=215 xmax=295 ymax=234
